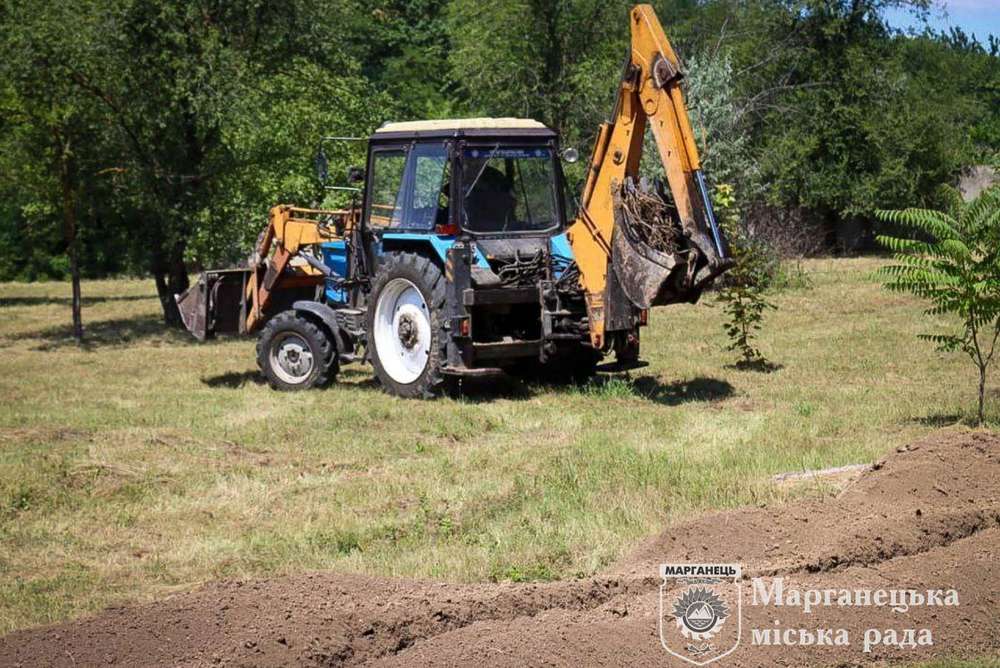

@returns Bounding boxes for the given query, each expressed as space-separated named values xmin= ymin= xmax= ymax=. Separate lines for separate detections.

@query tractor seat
xmin=465 ymin=166 xmax=516 ymax=232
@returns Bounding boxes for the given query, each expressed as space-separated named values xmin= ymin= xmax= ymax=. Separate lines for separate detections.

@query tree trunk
xmin=978 ymin=364 xmax=986 ymax=427
xmin=152 ymin=240 xmax=190 ymax=328
xmin=69 ymin=244 xmax=83 ymax=340
xmin=149 ymin=103 xmax=199 ymax=328
xmin=57 ymin=133 xmax=83 ymax=342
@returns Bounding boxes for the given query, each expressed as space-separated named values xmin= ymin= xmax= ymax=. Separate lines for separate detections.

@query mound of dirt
xmin=2 ymin=430 xmax=998 ymax=667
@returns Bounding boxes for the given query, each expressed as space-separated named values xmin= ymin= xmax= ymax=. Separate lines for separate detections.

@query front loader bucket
xmin=175 ymin=269 xmax=250 ymax=341
xmin=611 ymin=177 xmax=733 ymax=308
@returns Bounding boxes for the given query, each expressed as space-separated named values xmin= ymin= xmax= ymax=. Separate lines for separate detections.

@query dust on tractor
xmin=176 ymin=5 xmax=732 ymax=398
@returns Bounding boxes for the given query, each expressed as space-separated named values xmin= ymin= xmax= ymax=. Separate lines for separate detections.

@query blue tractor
xmin=178 ymin=10 xmax=734 ymax=398
xmin=177 ymin=115 xmax=729 ymax=398
xmin=179 ymin=119 xmax=615 ymax=397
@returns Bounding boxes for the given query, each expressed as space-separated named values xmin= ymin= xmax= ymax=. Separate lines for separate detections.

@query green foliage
xmin=0 ymin=0 xmax=390 ymax=325
xmin=0 ymin=0 xmax=998 ymax=320
xmin=195 ymin=60 xmax=393 ymax=264
xmin=735 ymin=0 xmax=994 ymax=248
xmin=876 ymin=186 xmax=1000 ymax=425
xmin=445 ymin=0 xmax=631 ymax=137
xmin=681 ymin=49 xmax=759 ymax=196
xmin=715 ymin=184 xmax=778 ymax=368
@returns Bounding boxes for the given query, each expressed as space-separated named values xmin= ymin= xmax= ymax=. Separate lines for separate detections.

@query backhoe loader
xmin=176 ymin=4 xmax=732 ymax=398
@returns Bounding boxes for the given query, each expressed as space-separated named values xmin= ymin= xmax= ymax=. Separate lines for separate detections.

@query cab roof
xmin=373 ymin=117 xmax=556 ymax=141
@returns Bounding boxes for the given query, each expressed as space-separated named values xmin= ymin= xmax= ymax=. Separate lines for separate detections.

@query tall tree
xmin=56 ymin=0 xmax=374 ymax=325
xmin=0 ymin=0 xmax=109 ymax=340
xmin=445 ymin=0 xmax=635 ymax=137
xmin=741 ymin=0 xmax=973 ymax=247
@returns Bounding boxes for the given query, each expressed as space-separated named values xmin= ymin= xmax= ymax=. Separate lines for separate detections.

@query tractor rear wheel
xmin=256 ymin=311 xmax=338 ymax=391
xmin=367 ymin=252 xmax=447 ymax=398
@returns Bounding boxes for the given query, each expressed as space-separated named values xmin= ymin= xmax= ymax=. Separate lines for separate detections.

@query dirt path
xmin=2 ymin=430 xmax=998 ymax=667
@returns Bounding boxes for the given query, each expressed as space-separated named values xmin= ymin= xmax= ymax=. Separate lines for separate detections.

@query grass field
xmin=0 ymin=257 xmax=985 ymax=635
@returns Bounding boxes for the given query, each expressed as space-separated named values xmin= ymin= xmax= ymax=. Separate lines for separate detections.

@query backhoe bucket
xmin=175 ymin=269 xmax=249 ymax=340
xmin=611 ymin=176 xmax=732 ymax=308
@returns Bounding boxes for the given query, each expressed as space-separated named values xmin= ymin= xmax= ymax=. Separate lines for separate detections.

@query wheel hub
xmin=272 ymin=335 xmax=314 ymax=383
xmin=397 ymin=315 xmax=419 ymax=349
xmin=373 ymin=277 xmax=432 ymax=385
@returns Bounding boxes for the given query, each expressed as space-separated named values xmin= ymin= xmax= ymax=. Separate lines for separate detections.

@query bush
xmin=714 ymin=184 xmax=778 ymax=369
xmin=876 ymin=186 xmax=1000 ymax=425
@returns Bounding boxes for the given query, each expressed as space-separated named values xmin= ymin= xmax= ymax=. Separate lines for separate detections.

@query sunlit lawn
xmin=0 ymin=257 xmax=982 ymax=633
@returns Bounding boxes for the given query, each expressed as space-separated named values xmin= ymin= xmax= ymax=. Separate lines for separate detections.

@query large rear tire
xmin=367 ymin=252 xmax=447 ymax=399
xmin=256 ymin=311 xmax=338 ymax=391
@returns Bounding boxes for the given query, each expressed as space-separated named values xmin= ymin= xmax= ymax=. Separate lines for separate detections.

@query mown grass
xmin=910 ymin=659 xmax=1000 ymax=668
xmin=0 ymin=258 xmax=985 ymax=633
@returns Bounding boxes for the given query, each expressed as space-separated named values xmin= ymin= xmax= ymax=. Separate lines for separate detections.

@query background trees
xmin=0 ymin=0 xmax=997 ymax=329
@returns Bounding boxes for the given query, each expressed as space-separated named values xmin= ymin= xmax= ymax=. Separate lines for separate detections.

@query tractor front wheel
xmin=256 ymin=311 xmax=338 ymax=391
xmin=367 ymin=253 xmax=447 ymax=398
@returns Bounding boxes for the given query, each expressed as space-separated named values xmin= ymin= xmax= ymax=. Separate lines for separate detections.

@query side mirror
xmin=314 ymin=147 xmax=329 ymax=184
xmin=347 ymin=166 xmax=365 ymax=184
xmin=561 ymin=147 xmax=580 ymax=164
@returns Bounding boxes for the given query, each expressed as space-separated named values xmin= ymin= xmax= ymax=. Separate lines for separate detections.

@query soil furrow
xmin=1 ymin=429 xmax=996 ymax=667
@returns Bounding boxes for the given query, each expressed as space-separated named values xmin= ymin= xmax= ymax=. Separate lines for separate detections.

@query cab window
xmin=408 ymin=144 xmax=450 ymax=230
xmin=461 ymin=146 xmax=558 ymax=233
xmin=367 ymin=144 xmax=450 ymax=230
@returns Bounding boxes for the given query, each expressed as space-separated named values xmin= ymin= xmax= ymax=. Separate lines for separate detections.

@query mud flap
xmin=175 ymin=269 xmax=250 ymax=341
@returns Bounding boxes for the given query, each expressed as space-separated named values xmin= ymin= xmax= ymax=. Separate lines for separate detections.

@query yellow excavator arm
xmin=567 ymin=4 xmax=731 ymax=350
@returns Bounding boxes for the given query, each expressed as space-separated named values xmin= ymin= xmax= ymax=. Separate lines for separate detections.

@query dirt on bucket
xmin=1 ymin=430 xmax=997 ymax=667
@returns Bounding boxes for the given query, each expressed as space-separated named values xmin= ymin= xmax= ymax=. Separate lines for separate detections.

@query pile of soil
xmin=2 ymin=430 xmax=997 ymax=667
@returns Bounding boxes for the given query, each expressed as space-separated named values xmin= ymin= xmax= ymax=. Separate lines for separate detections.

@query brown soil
xmin=2 ymin=430 xmax=998 ymax=667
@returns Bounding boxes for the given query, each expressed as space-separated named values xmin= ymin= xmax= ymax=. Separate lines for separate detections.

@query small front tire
xmin=256 ymin=311 xmax=337 ymax=391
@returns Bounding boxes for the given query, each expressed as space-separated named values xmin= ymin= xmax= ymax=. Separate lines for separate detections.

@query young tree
xmin=0 ymin=0 xmax=107 ymax=341
xmin=876 ymin=186 xmax=1000 ymax=425
xmin=714 ymin=184 xmax=777 ymax=369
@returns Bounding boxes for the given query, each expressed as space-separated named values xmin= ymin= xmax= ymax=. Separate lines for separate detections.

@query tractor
xmin=176 ymin=5 xmax=732 ymax=398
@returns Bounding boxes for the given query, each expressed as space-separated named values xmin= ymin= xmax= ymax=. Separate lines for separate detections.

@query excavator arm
xmin=567 ymin=4 xmax=731 ymax=350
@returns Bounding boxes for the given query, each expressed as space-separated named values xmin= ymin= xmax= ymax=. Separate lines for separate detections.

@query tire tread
xmin=256 ymin=311 xmax=337 ymax=391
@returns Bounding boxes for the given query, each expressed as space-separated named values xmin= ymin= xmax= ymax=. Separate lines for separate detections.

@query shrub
xmin=876 ymin=186 xmax=1000 ymax=425
xmin=715 ymin=184 xmax=778 ymax=369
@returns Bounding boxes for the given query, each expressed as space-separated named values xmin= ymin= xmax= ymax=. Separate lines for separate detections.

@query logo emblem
xmin=659 ymin=563 xmax=742 ymax=665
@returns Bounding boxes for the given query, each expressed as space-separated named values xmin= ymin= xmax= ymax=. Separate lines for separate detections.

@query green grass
xmin=0 ymin=258 xmax=988 ymax=633
xmin=909 ymin=659 xmax=1000 ymax=668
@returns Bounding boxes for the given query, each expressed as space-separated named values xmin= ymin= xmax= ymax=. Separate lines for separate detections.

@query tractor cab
xmin=365 ymin=118 xmax=567 ymax=239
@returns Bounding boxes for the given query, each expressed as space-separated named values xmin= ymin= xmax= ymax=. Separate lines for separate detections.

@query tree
xmin=876 ymin=186 xmax=1000 ymax=425
xmin=340 ymin=0 xmax=456 ymax=119
xmin=445 ymin=0 xmax=634 ymax=138
xmin=714 ymin=184 xmax=778 ymax=369
xmin=0 ymin=0 xmax=110 ymax=341
xmin=746 ymin=0 xmax=973 ymax=248
xmin=57 ymin=0 xmax=374 ymax=325
xmin=193 ymin=60 xmax=394 ymax=264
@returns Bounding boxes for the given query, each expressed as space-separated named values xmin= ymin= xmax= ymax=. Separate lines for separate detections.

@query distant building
xmin=959 ymin=165 xmax=998 ymax=202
